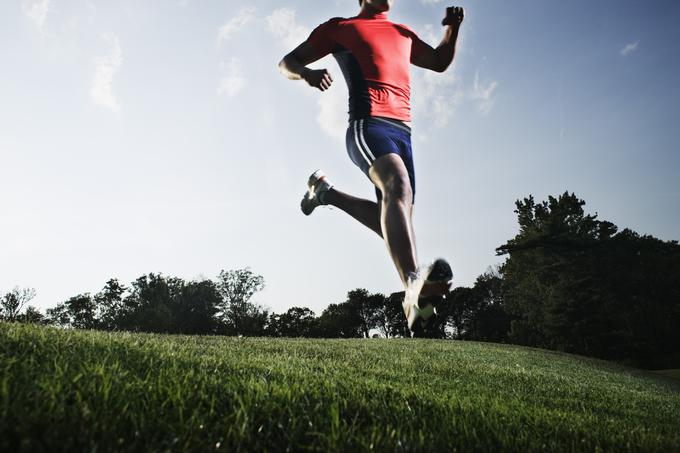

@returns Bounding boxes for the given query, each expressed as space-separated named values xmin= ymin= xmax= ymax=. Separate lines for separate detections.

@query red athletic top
xmin=307 ymin=10 xmax=429 ymax=122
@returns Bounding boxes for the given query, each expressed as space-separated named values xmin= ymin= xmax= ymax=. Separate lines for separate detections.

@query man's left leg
xmin=324 ymin=188 xmax=383 ymax=238
xmin=300 ymin=170 xmax=382 ymax=237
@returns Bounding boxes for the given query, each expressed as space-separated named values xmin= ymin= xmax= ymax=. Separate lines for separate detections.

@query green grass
xmin=1 ymin=323 xmax=679 ymax=452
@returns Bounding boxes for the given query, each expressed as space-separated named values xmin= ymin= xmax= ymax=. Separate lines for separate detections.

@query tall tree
xmin=268 ymin=307 xmax=318 ymax=337
xmin=317 ymin=303 xmax=363 ymax=338
xmin=384 ymin=292 xmax=409 ymax=338
xmin=64 ymin=294 xmax=97 ymax=329
xmin=0 ymin=287 xmax=36 ymax=322
xmin=345 ymin=289 xmax=384 ymax=338
xmin=18 ymin=306 xmax=47 ymax=324
xmin=122 ymin=274 xmax=180 ymax=333
xmin=497 ymin=191 xmax=680 ymax=368
xmin=46 ymin=304 xmax=71 ymax=327
xmin=216 ymin=268 xmax=268 ymax=336
xmin=173 ymin=280 xmax=221 ymax=335
xmin=94 ymin=279 xmax=127 ymax=331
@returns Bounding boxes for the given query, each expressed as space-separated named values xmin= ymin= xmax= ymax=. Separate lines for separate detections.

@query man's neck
xmin=358 ymin=6 xmax=388 ymax=19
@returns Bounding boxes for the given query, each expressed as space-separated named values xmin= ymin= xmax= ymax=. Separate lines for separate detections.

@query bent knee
xmin=382 ymin=176 xmax=412 ymax=203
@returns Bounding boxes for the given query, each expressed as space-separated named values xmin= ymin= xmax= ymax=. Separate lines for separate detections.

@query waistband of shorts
xmin=349 ymin=116 xmax=411 ymax=133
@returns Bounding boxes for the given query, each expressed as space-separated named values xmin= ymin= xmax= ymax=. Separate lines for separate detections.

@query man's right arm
xmin=278 ymin=41 xmax=334 ymax=92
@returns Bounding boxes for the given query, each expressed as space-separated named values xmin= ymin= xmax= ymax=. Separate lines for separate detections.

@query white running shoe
xmin=300 ymin=170 xmax=333 ymax=216
xmin=403 ymin=258 xmax=453 ymax=338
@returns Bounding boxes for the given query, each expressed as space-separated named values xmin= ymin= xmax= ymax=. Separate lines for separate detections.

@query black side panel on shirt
xmin=333 ymin=44 xmax=371 ymax=121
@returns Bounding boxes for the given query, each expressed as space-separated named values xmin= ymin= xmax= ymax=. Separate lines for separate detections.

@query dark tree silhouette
xmin=268 ymin=307 xmax=318 ymax=337
xmin=384 ymin=292 xmax=409 ymax=338
xmin=497 ymin=192 xmax=680 ymax=368
xmin=94 ymin=279 xmax=127 ymax=331
xmin=64 ymin=294 xmax=97 ymax=330
xmin=317 ymin=302 xmax=363 ymax=338
xmin=0 ymin=287 xmax=36 ymax=322
xmin=216 ymin=268 xmax=268 ymax=336
xmin=17 ymin=306 xmax=47 ymax=324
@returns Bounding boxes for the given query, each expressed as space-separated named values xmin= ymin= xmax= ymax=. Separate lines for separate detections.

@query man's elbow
xmin=433 ymin=64 xmax=447 ymax=73
xmin=434 ymin=58 xmax=454 ymax=73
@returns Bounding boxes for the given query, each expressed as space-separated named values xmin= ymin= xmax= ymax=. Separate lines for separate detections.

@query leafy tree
xmin=46 ymin=303 xmax=70 ymax=327
xmin=317 ymin=303 xmax=363 ymax=338
xmin=0 ymin=287 xmax=36 ymax=322
xmin=365 ymin=292 xmax=390 ymax=338
xmin=439 ymin=287 xmax=475 ymax=339
xmin=460 ymin=269 xmax=511 ymax=342
xmin=64 ymin=294 xmax=97 ymax=329
xmin=346 ymin=289 xmax=384 ymax=338
xmin=94 ymin=279 xmax=127 ymax=331
xmin=384 ymin=292 xmax=409 ymax=338
xmin=216 ymin=268 xmax=268 ymax=336
xmin=121 ymin=274 xmax=180 ymax=333
xmin=497 ymin=191 xmax=680 ymax=368
xmin=17 ymin=306 xmax=47 ymax=324
xmin=268 ymin=307 xmax=318 ymax=337
xmin=172 ymin=280 xmax=222 ymax=335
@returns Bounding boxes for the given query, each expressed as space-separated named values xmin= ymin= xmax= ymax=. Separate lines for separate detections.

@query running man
xmin=278 ymin=0 xmax=464 ymax=337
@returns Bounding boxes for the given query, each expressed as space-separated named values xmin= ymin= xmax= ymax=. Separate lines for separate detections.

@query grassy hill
xmin=1 ymin=323 xmax=679 ymax=452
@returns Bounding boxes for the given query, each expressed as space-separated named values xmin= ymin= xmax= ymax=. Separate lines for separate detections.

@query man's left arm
xmin=411 ymin=6 xmax=465 ymax=73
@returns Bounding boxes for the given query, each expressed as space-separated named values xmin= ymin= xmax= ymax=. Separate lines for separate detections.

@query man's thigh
xmin=369 ymin=154 xmax=413 ymax=201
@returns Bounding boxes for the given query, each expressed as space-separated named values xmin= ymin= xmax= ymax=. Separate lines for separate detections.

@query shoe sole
xmin=300 ymin=170 xmax=325 ymax=216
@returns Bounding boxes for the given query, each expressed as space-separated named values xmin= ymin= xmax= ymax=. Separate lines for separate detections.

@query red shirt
xmin=308 ymin=11 xmax=429 ymax=122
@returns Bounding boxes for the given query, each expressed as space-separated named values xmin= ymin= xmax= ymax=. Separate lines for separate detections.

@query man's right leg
xmin=367 ymin=154 xmax=418 ymax=286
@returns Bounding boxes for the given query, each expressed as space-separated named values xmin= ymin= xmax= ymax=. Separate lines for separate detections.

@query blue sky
xmin=2 ymin=0 xmax=679 ymax=314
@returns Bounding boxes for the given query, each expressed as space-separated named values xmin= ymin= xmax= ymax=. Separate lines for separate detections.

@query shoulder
xmin=309 ymin=17 xmax=347 ymax=37
xmin=315 ymin=17 xmax=346 ymax=30
xmin=394 ymin=23 xmax=417 ymax=35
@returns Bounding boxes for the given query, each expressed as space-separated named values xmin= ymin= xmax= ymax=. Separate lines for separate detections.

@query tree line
xmin=0 ymin=269 xmax=410 ymax=339
xmin=2 ymin=192 xmax=678 ymax=369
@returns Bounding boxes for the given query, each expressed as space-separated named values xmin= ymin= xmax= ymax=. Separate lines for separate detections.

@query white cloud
xmin=266 ymin=8 xmax=310 ymax=50
xmin=218 ymin=58 xmax=246 ymax=97
xmin=619 ymin=41 xmax=639 ymax=57
xmin=266 ymin=8 xmax=348 ymax=140
xmin=91 ymin=34 xmax=123 ymax=112
xmin=420 ymin=0 xmax=444 ymax=4
xmin=218 ymin=7 xmax=256 ymax=45
xmin=22 ymin=0 xmax=50 ymax=34
xmin=317 ymin=85 xmax=348 ymax=141
xmin=412 ymin=67 xmax=463 ymax=129
xmin=470 ymin=70 xmax=498 ymax=115
xmin=409 ymin=23 xmax=466 ymax=131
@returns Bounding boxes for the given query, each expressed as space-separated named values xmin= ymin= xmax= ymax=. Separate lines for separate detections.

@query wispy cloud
xmin=266 ymin=8 xmax=310 ymax=50
xmin=317 ymin=86 xmax=347 ymax=141
xmin=90 ymin=34 xmax=123 ymax=112
xmin=266 ymin=7 xmax=348 ymax=140
xmin=218 ymin=58 xmax=246 ymax=97
xmin=218 ymin=7 xmax=256 ymax=45
xmin=470 ymin=70 xmax=498 ymax=115
xmin=22 ymin=0 xmax=51 ymax=35
xmin=619 ymin=41 xmax=639 ymax=57
xmin=410 ymin=24 xmax=465 ymax=131
xmin=412 ymin=68 xmax=463 ymax=129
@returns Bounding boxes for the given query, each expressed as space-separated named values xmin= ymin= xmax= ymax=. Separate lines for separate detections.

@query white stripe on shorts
xmin=358 ymin=119 xmax=376 ymax=162
xmin=353 ymin=120 xmax=373 ymax=167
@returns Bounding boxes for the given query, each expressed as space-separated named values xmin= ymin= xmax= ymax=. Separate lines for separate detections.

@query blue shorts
xmin=345 ymin=116 xmax=416 ymax=202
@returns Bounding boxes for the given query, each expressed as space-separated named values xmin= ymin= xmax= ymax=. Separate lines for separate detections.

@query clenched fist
xmin=302 ymin=68 xmax=333 ymax=92
xmin=442 ymin=6 xmax=465 ymax=26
